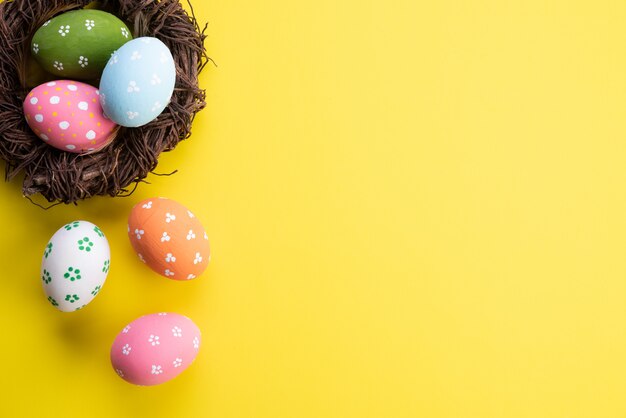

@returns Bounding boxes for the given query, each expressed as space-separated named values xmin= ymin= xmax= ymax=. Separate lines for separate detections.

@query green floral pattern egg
xmin=31 ymin=10 xmax=132 ymax=80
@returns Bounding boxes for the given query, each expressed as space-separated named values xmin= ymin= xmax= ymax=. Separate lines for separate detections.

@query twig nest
xmin=0 ymin=0 xmax=208 ymax=204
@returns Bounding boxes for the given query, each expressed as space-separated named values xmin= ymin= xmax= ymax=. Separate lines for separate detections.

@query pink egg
xmin=23 ymin=80 xmax=118 ymax=154
xmin=111 ymin=313 xmax=201 ymax=386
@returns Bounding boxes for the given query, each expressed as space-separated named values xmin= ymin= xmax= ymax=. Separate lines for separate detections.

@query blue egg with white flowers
xmin=99 ymin=37 xmax=176 ymax=128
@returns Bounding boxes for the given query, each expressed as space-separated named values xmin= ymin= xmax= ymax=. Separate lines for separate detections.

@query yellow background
xmin=1 ymin=0 xmax=626 ymax=417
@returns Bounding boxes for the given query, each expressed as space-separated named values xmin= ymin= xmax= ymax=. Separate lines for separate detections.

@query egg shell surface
xmin=111 ymin=313 xmax=201 ymax=386
xmin=99 ymin=37 xmax=176 ymax=127
xmin=128 ymin=198 xmax=211 ymax=280
xmin=24 ymin=80 xmax=118 ymax=153
xmin=31 ymin=10 xmax=132 ymax=80
xmin=41 ymin=220 xmax=110 ymax=312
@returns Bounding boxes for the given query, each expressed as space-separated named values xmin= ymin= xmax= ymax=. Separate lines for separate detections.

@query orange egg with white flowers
xmin=128 ymin=197 xmax=210 ymax=280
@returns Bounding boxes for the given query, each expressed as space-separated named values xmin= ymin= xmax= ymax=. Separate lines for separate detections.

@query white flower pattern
xmin=173 ymin=358 xmax=183 ymax=368
xmin=127 ymin=81 xmax=140 ymax=93
xmin=164 ymin=269 xmax=175 ymax=277
xmin=78 ymin=56 xmax=88 ymax=68
xmin=161 ymin=232 xmax=171 ymax=242
xmin=32 ymin=43 xmax=39 ymax=54
xmin=58 ymin=25 xmax=70 ymax=36
xmin=187 ymin=274 xmax=196 ymax=280
xmin=122 ymin=325 xmax=131 ymax=333
xmin=142 ymin=201 xmax=153 ymax=209
xmin=85 ymin=19 xmax=95 ymax=30
xmin=127 ymin=111 xmax=139 ymax=120
xmin=130 ymin=51 xmax=141 ymax=61
xmin=121 ymin=27 xmax=129 ymax=38
xmin=193 ymin=336 xmax=200 ymax=349
xmin=53 ymin=61 xmax=64 ymax=71
xmin=150 ymin=73 xmax=162 ymax=85
xmin=137 ymin=253 xmax=146 ymax=263
xmin=151 ymin=365 xmax=163 ymax=375
xmin=194 ymin=252 xmax=203 ymax=265
xmin=165 ymin=213 xmax=176 ymax=223
xmin=134 ymin=229 xmax=144 ymax=240
xmin=186 ymin=230 xmax=196 ymax=240
xmin=165 ymin=253 xmax=176 ymax=263
xmin=148 ymin=335 xmax=160 ymax=346
xmin=122 ymin=344 xmax=132 ymax=355
xmin=172 ymin=326 xmax=182 ymax=337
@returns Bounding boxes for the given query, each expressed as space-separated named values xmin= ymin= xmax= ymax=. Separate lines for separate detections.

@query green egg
xmin=31 ymin=9 xmax=132 ymax=80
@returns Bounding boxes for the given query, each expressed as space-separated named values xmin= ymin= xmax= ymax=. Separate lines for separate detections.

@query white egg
xmin=41 ymin=220 xmax=110 ymax=312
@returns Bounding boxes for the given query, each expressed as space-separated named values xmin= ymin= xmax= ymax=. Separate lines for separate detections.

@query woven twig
xmin=0 ymin=0 xmax=208 ymax=204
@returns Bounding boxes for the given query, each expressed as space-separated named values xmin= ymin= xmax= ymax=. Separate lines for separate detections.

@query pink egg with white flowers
xmin=24 ymin=80 xmax=118 ymax=154
xmin=111 ymin=313 xmax=201 ymax=386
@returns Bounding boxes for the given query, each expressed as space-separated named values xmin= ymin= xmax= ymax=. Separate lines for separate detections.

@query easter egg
xmin=111 ymin=313 xmax=201 ymax=386
xmin=24 ymin=80 xmax=118 ymax=153
xmin=99 ymin=37 xmax=176 ymax=127
xmin=41 ymin=220 xmax=110 ymax=312
xmin=128 ymin=198 xmax=210 ymax=280
xmin=31 ymin=10 xmax=132 ymax=80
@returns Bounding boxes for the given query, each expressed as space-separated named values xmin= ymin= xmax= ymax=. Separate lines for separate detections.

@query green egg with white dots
xmin=31 ymin=9 xmax=132 ymax=80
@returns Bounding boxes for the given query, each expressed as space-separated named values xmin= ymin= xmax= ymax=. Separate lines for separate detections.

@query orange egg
xmin=128 ymin=198 xmax=210 ymax=280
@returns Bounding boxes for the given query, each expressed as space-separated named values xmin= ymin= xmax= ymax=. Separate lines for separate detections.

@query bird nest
xmin=0 ymin=0 xmax=208 ymax=204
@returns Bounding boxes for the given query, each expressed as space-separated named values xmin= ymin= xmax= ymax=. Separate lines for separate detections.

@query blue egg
xmin=99 ymin=37 xmax=176 ymax=128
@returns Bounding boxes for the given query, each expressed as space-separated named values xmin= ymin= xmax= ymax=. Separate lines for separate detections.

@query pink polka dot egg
xmin=23 ymin=80 xmax=118 ymax=154
xmin=111 ymin=313 xmax=201 ymax=386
